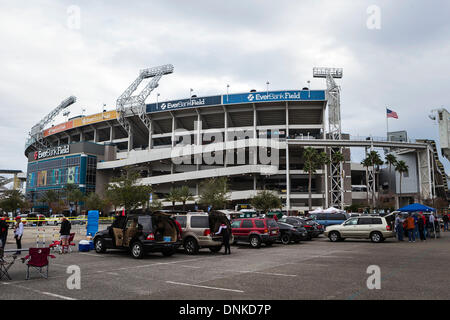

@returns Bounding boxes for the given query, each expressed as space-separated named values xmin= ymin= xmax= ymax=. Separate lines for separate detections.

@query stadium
xmin=23 ymin=66 xmax=448 ymax=213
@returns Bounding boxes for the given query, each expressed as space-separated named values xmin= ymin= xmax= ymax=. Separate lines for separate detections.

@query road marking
xmin=78 ymin=253 xmax=109 ymax=257
xmin=40 ymin=292 xmax=76 ymax=300
xmin=166 ymin=281 xmax=244 ymax=293
xmin=235 ymin=271 xmax=297 ymax=277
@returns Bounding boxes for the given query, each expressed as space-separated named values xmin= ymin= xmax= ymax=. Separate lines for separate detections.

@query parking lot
xmin=1 ymin=229 xmax=449 ymax=300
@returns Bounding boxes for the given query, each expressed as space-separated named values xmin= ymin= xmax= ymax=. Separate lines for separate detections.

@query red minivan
xmin=231 ymin=218 xmax=280 ymax=248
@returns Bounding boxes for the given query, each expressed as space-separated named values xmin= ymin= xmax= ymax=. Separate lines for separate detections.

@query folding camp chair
xmin=0 ymin=248 xmax=17 ymax=280
xmin=22 ymin=248 xmax=55 ymax=280
xmin=49 ymin=232 xmax=76 ymax=254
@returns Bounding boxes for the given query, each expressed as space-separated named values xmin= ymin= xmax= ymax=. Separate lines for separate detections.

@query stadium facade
xmin=24 ymin=88 xmax=447 ymax=212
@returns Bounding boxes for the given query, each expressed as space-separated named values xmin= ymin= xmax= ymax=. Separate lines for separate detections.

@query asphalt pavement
xmin=1 ymin=230 xmax=449 ymax=300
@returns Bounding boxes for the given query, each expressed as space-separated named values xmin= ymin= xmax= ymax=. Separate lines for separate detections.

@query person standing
xmin=395 ymin=214 xmax=404 ymax=241
xmin=429 ymin=213 xmax=436 ymax=237
xmin=0 ymin=215 xmax=8 ymax=249
xmin=59 ymin=217 xmax=71 ymax=254
xmin=405 ymin=214 xmax=416 ymax=243
xmin=14 ymin=217 xmax=24 ymax=255
xmin=215 ymin=223 xmax=231 ymax=255
xmin=417 ymin=213 xmax=426 ymax=241
xmin=443 ymin=213 xmax=449 ymax=232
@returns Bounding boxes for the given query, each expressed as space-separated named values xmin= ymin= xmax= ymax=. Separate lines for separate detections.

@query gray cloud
xmin=0 ymin=0 xmax=449 ymax=173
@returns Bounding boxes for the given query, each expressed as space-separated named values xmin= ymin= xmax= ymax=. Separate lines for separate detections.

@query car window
xmin=190 ymin=216 xmax=209 ymax=228
xmin=126 ymin=218 xmax=138 ymax=228
xmin=266 ymin=219 xmax=278 ymax=228
xmin=138 ymin=216 xmax=152 ymax=230
xmin=329 ymin=214 xmax=346 ymax=221
xmin=231 ymin=220 xmax=242 ymax=228
xmin=372 ymin=218 xmax=382 ymax=225
xmin=112 ymin=216 xmax=126 ymax=229
xmin=317 ymin=213 xmax=327 ymax=220
xmin=344 ymin=218 xmax=358 ymax=225
xmin=175 ymin=216 xmax=187 ymax=228
xmin=358 ymin=218 xmax=372 ymax=225
xmin=254 ymin=220 xmax=265 ymax=228
xmin=241 ymin=220 xmax=254 ymax=228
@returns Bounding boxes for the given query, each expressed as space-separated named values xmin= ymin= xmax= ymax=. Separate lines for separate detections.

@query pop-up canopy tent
xmin=309 ymin=207 xmax=345 ymax=214
xmin=397 ymin=203 xmax=436 ymax=213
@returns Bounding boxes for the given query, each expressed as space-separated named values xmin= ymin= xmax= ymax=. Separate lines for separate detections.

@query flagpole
xmin=386 ymin=108 xmax=389 ymax=141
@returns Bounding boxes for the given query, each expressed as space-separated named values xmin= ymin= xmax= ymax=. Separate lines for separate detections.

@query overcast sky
xmin=1 ymin=0 xmax=449 ymax=174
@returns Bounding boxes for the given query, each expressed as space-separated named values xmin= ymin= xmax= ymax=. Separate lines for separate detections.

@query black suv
xmin=93 ymin=211 xmax=181 ymax=259
xmin=279 ymin=217 xmax=320 ymax=240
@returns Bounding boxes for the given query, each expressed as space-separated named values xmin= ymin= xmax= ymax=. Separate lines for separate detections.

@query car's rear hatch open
xmin=151 ymin=211 xmax=179 ymax=243
xmin=209 ymin=211 xmax=232 ymax=240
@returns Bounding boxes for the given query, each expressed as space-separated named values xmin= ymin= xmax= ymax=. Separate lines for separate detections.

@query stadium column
xmin=223 ymin=106 xmax=229 ymax=168
xmin=252 ymin=103 xmax=257 ymax=165
xmin=109 ymin=125 xmax=114 ymax=143
xmin=285 ymin=102 xmax=290 ymax=209
xmin=148 ymin=118 xmax=153 ymax=150
xmin=286 ymin=144 xmax=291 ymax=209
xmin=127 ymin=127 xmax=133 ymax=152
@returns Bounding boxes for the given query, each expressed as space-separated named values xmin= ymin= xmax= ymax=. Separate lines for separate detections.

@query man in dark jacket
xmin=215 ymin=223 xmax=231 ymax=255
xmin=443 ymin=214 xmax=449 ymax=232
xmin=59 ymin=217 xmax=72 ymax=254
xmin=0 ymin=215 xmax=8 ymax=249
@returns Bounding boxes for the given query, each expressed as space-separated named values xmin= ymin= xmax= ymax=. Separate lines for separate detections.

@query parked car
xmin=174 ymin=211 xmax=233 ymax=255
xmin=93 ymin=211 xmax=182 ymax=259
xmin=48 ymin=214 xmax=65 ymax=225
xmin=324 ymin=214 xmax=395 ymax=243
xmin=231 ymin=218 xmax=280 ymax=248
xmin=27 ymin=213 xmax=47 ymax=226
xmin=279 ymin=217 xmax=320 ymax=240
xmin=308 ymin=212 xmax=349 ymax=227
xmin=277 ymin=222 xmax=307 ymax=244
xmin=72 ymin=215 xmax=87 ymax=225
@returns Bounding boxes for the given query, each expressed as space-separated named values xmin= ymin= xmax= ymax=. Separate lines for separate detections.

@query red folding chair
xmin=22 ymin=248 xmax=55 ymax=280
xmin=50 ymin=233 xmax=76 ymax=254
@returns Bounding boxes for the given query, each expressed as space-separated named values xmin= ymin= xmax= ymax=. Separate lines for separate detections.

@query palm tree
xmin=40 ymin=190 xmax=59 ymax=214
xmin=361 ymin=157 xmax=371 ymax=208
xmin=367 ymin=150 xmax=383 ymax=208
xmin=385 ymin=153 xmax=397 ymax=193
xmin=166 ymin=188 xmax=181 ymax=210
xmin=178 ymin=186 xmax=194 ymax=211
xmin=395 ymin=160 xmax=409 ymax=205
xmin=199 ymin=177 xmax=230 ymax=210
xmin=318 ymin=151 xmax=331 ymax=207
xmin=303 ymin=147 xmax=321 ymax=211
xmin=64 ymin=184 xmax=85 ymax=216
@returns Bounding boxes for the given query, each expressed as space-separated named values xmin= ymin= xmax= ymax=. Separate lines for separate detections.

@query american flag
xmin=387 ymin=108 xmax=398 ymax=119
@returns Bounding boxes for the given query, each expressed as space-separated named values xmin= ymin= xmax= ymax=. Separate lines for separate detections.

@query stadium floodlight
xmin=313 ymin=66 xmax=344 ymax=209
xmin=313 ymin=67 xmax=343 ymax=79
xmin=26 ymin=96 xmax=77 ymax=150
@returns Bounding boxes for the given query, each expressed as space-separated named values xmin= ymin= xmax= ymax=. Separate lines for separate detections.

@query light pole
xmin=156 ymin=93 xmax=160 ymax=108
xmin=266 ymin=81 xmax=270 ymax=97
xmin=190 ymin=88 xmax=194 ymax=104
xmin=226 ymin=84 xmax=230 ymax=102
xmin=307 ymin=80 xmax=311 ymax=98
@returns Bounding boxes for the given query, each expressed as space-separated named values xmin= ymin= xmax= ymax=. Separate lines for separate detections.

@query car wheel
xmin=162 ymin=249 xmax=175 ymax=257
xmin=249 ymin=235 xmax=261 ymax=248
xmin=281 ymin=234 xmax=291 ymax=245
xmin=209 ymin=245 xmax=222 ymax=253
xmin=94 ymin=238 xmax=107 ymax=253
xmin=131 ymin=242 xmax=144 ymax=259
xmin=329 ymin=231 xmax=341 ymax=242
xmin=184 ymin=237 xmax=199 ymax=255
xmin=370 ymin=232 xmax=383 ymax=243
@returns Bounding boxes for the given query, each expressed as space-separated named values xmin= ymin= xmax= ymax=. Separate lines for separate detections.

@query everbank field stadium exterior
xmin=24 ymin=67 xmax=448 ymax=212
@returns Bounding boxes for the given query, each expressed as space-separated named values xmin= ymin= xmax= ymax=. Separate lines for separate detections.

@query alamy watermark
xmin=66 ymin=265 xmax=81 ymax=290
xmin=366 ymin=5 xmax=381 ymax=30
xmin=67 ymin=5 xmax=81 ymax=30
xmin=366 ymin=265 xmax=381 ymax=290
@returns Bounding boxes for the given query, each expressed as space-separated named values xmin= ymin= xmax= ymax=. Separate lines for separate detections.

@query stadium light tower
xmin=26 ymin=96 xmax=77 ymax=150
xmin=116 ymin=64 xmax=174 ymax=133
xmin=313 ymin=67 xmax=344 ymax=209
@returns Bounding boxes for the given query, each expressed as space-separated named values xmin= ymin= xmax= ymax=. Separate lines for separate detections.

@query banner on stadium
xmin=43 ymin=121 xmax=74 ymax=137
xmin=146 ymin=95 xmax=222 ymax=113
xmin=223 ymin=90 xmax=326 ymax=105
xmin=73 ymin=110 xmax=117 ymax=127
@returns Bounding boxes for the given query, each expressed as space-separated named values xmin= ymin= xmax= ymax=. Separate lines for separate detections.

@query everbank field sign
xmin=34 ymin=145 xmax=70 ymax=160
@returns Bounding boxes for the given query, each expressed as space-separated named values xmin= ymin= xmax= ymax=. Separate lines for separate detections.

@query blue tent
xmin=397 ymin=203 xmax=436 ymax=212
